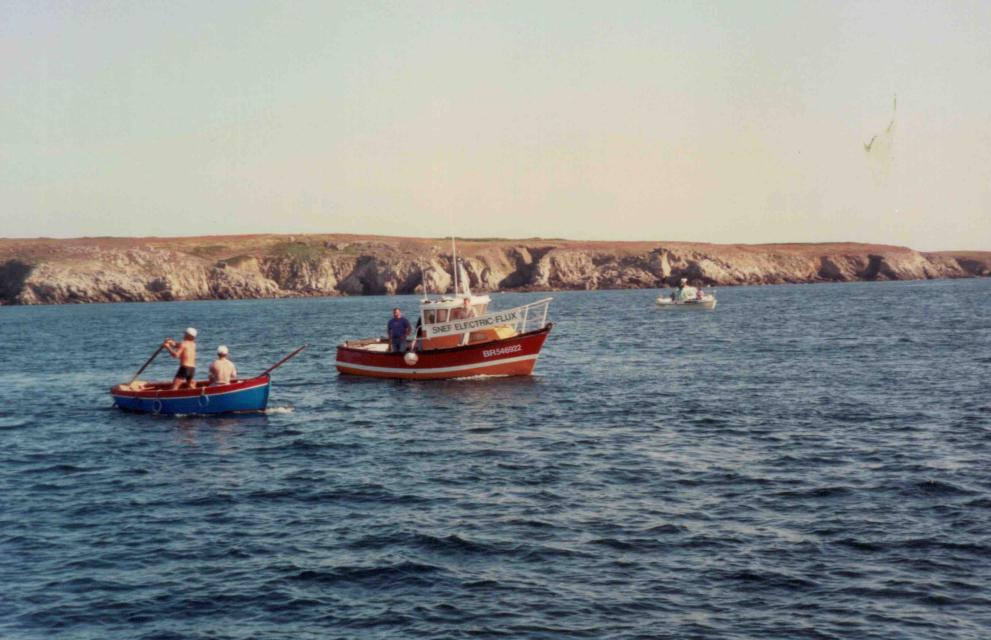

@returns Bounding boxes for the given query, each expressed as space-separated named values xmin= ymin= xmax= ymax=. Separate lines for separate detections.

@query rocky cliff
xmin=1 ymin=234 xmax=988 ymax=305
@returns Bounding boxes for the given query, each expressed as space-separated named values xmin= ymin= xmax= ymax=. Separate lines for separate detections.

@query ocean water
xmin=1 ymin=278 xmax=989 ymax=639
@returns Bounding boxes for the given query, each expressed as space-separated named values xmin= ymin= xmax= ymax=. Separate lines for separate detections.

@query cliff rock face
xmin=0 ymin=235 xmax=988 ymax=304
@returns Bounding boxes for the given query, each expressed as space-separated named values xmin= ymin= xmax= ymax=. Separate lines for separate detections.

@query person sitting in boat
xmin=387 ymin=307 xmax=412 ymax=353
xmin=675 ymin=277 xmax=699 ymax=302
xmin=208 ymin=345 xmax=238 ymax=385
xmin=164 ymin=327 xmax=197 ymax=390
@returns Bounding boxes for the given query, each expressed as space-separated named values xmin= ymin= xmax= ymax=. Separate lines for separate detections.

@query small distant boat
xmin=656 ymin=288 xmax=717 ymax=309
xmin=111 ymin=376 xmax=271 ymax=414
xmin=656 ymin=295 xmax=717 ymax=309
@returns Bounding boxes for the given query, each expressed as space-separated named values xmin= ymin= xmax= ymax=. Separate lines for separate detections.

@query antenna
xmin=451 ymin=236 xmax=458 ymax=296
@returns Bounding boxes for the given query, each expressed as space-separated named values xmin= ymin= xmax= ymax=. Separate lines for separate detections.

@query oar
xmin=258 ymin=344 xmax=307 ymax=378
xmin=129 ymin=344 xmax=165 ymax=384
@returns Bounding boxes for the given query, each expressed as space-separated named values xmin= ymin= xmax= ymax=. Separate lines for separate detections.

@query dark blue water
xmin=2 ymin=279 xmax=990 ymax=639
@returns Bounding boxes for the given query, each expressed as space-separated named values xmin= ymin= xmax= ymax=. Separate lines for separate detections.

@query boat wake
xmin=265 ymin=406 xmax=295 ymax=414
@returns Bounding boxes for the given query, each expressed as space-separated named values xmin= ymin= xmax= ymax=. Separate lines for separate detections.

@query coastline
xmin=2 ymin=234 xmax=989 ymax=305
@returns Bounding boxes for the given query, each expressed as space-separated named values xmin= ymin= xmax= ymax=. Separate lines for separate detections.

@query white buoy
xmin=404 ymin=352 xmax=419 ymax=366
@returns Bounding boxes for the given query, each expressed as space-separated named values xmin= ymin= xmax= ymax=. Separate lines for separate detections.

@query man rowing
xmin=164 ymin=327 xmax=198 ymax=390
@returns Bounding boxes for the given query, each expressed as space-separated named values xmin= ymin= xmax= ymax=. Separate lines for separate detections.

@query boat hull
xmin=336 ymin=325 xmax=553 ymax=380
xmin=656 ymin=297 xmax=717 ymax=309
xmin=111 ymin=376 xmax=271 ymax=414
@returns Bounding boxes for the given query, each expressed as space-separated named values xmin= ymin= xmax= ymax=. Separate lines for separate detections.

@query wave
xmin=287 ymin=562 xmax=445 ymax=588
xmin=908 ymin=479 xmax=975 ymax=496
xmin=835 ymin=537 xmax=989 ymax=555
xmin=723 ymin=569 xmax=818 ymax=591
xmin=265 ymin=406 xmax=295 ymax=414
xmin=774 ymin=486 xmax=855 ymax=499
xmin=22 ymin=463 xmax=92 ymax=475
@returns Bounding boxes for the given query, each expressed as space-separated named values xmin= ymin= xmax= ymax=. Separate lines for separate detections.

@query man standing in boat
xmin=164 ymin=327 xmax=198 ymax=390
xmin=453 ymin=297 xmax=477 ymax=346
xmin=208 ymin=345 xmax=238 ymax=385
xmin=387 ymin=308 xmax=412 ymax=353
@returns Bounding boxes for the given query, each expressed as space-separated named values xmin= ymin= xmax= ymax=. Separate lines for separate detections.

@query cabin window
xmin=435 ymin=309 xmax=448 ymax=322
xmin=451 ymin=304 xmax=485 ymax=320
xmin=423 ymin=311 xmax=435 ymax=324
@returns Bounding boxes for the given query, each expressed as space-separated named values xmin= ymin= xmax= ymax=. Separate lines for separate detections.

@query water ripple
xmin=1 ymin=281 xmax=990 ymax=639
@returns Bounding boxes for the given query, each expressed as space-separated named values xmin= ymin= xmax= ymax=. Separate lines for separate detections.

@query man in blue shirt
xmin=387 ymin=307 xmax=412 ymax=353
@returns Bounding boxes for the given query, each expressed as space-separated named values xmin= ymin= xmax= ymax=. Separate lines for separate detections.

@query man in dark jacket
xmin=387 ymin=308 xmax=412 ymax=353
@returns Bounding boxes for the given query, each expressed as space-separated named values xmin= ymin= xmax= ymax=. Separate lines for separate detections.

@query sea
xmin=1 ymin=278 xmax=989 ymax=639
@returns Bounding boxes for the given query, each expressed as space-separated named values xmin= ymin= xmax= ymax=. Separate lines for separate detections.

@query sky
xmin=1 ymin=1 xmax=989 ymax=250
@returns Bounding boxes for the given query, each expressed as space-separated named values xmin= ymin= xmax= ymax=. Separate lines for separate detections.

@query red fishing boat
xmin=336 ymin=244 xmax=553 ymax=380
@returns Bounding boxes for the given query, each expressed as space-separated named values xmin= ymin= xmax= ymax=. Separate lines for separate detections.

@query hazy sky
xmin=2 ymin=1 xmax=989 ymax=249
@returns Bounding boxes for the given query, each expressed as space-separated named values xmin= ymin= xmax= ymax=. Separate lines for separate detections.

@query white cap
xmin=217 ymin=345 xmax=229 ymax=356
xmin=185 ymin=327 xmax=198 ymax=337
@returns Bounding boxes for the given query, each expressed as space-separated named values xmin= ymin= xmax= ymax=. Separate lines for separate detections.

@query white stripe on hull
xmin=335 ymin=353 xmax=539 ymax=375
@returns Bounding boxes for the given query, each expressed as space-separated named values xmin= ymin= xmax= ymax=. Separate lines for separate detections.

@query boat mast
xmin=451 ymin=236 xmax=459 ymax=297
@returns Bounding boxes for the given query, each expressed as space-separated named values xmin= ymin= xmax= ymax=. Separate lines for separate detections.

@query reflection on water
xmin=171 ymin=414 xmax=269 ymax=450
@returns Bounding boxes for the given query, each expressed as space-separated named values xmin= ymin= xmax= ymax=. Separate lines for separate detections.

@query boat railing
xmin=514 ymin=297 xmax=553 ymax=335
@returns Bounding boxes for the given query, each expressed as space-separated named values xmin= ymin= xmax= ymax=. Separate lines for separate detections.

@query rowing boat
xmin=110 ymin=376 xmax=271 ymax=414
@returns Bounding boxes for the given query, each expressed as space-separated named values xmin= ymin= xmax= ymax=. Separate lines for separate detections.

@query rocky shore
xmin=1 ymin=234 xmax=988 ymax=305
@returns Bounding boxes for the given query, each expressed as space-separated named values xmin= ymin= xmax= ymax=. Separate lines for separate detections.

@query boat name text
xmin=425 ymin=309 xmax=522 ymax=337
xmin=482 ymin=344 xmax=523 ymax=358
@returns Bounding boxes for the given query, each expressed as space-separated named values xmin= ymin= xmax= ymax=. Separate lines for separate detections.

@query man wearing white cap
xmin=164 ymin=327 xmax=198 ymax=390
xmin=208 ymin=345 xmax=238 ymax=386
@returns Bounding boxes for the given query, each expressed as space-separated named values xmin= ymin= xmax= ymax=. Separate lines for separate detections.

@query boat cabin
xmin=416 ymin=294 xmax=517 ymax=350
xmin=419 ymin=294 xmax=488 ymax=323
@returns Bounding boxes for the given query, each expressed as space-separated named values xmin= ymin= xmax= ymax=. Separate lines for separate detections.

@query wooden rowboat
xmin=110 ymin=344 xmax=304 ymax=416
xmin=111 ymin=376 xmax=271 ymax=414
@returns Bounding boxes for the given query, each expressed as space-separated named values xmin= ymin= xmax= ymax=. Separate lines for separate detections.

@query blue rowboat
xmin=110 ymin=375 xmax=270 ymax=415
